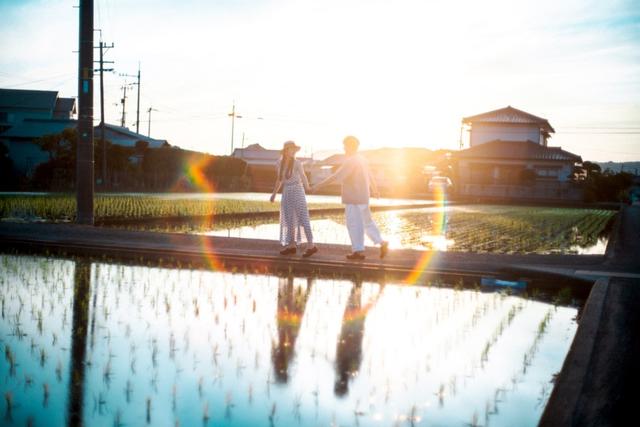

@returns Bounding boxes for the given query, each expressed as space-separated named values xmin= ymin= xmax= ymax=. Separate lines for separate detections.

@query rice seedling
xmin=146 ymin=397 xmax=152 ymax=424
xmin=42 ymin=383 xmax=49 ymax=407
xmin=202 ymin=402 xmax=210 ymax=423
xmin=0 ymin=194 xmax=338 ymax=222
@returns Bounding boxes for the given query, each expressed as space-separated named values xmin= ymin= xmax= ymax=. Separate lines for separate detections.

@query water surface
xmin=0 ymin=254 xmax=578 ymax=426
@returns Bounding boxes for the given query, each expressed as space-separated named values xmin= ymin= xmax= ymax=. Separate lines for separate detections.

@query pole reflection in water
xmin=67 ymin=259 xmax=91 ymax=427
xmin=271 ymin=277 xmax=312 ymax=383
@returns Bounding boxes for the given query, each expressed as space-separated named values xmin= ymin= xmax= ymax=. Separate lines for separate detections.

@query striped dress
xmin=277 ymin=159 xmax=313 ymax=246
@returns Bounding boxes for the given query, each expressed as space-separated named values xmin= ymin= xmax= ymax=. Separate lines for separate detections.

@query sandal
xmin=302 ymin=246 xmax=318 ymax=258
xmin=279 ymin=247 xmax=297 ymax=255
xmin=346 ymin=251 xmax=365 ymax=261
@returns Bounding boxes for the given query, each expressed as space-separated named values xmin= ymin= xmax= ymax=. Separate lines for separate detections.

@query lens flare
xmin=172 ymin=155 xmax=225 ymax=271
xmin=404 ymin=186 xmax=449 ymax=285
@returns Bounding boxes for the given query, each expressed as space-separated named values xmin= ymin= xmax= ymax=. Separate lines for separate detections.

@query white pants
xmin=345 ymin=204 xmax=383 ymax=252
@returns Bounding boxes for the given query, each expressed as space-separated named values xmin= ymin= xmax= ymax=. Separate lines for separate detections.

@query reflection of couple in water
xmin=270 ymin=136 xmax=389 ymax=260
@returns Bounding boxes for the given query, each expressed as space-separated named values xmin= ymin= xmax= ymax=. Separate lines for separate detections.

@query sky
xmin=1 ymin=0 xmax=639 ymax=161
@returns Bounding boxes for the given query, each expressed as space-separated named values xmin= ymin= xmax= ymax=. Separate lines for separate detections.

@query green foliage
xmin=0 ymin=142 xmax=22 ymax=190
xmin=28 ymin=130 xmax=249 ymax=192
xmin=584 ymin=170 xmax=634 ymax=203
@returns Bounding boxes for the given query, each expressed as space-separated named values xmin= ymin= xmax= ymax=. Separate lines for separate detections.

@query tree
xmin=0 ymin=142 xmax=21 ymax=190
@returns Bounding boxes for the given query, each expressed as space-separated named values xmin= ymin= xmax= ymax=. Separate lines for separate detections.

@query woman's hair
xmin=279 ymin=151 xmax=295 ymax=179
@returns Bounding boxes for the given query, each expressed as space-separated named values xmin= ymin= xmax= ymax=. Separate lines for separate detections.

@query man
xmin=311 ymin=135 xmax=388 ymax=260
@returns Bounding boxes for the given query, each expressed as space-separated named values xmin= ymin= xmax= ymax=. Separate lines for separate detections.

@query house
xmin=454 ymin=106 xmax=583 ymax=201
xmin=0 ymin=88 xmax=166 ymax=176
xmin=232 ymin=143 xmax=311 ymax=191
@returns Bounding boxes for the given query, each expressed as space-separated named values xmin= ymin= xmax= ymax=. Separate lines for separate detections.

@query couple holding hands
xmin=269 ymin=136 xmax=389 ymax=261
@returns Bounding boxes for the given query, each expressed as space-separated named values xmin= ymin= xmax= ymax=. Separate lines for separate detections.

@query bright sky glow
xmin=0 ymin=0 xmax=638 ymax=161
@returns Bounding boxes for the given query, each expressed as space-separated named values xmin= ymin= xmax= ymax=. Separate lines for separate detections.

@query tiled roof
xmin=454 ymin=140 xmax=581 ymax=162
xmin=101 ymin=123 xmax=166 ymax=148
xmin=232 ymin=144 xmax=286 ymax=162
xmin=0 ymin=89 xmax=58 ymax=111
xmin=54 ymin=97 xmax=76 ymax=115
xmin=462 ymin=106 xmax=555 ymax=133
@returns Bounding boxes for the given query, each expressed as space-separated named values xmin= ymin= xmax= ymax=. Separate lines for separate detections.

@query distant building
xmin=232 ymin=143 xmax=311 ymax=191
xmin=462 ymin=105 xmax=554 ymax=147
xmin=0 ymin=88 xmax=166 ymax=176
xmin=455 ymin=106 xmax=583 ymax=201
xmin=309 ymin=153 xmax=390 ymax=193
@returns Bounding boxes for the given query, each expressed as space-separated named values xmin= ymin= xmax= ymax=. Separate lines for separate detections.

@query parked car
xmin=428 ymin=176 xmax=452 ymax=192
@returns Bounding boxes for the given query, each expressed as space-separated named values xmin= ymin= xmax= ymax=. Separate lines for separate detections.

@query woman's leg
xmin=280 ymin=189 xmax=296 ymax=247
xmin=296 ymin=191 xmax=314 ymax=247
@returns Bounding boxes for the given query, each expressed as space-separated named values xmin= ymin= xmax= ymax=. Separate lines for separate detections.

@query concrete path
xmin=0 ymin=221 xmax=612 ymax=285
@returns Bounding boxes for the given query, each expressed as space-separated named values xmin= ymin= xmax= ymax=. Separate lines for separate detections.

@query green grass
xmin=0 ymin=194 xmax=339 ymax=221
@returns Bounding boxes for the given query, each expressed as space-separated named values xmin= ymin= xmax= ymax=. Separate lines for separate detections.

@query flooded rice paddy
xmin=0 ymin=253 xmax=580 ymax=426
xmin=167 ymin=205 xmax=613 ymax=255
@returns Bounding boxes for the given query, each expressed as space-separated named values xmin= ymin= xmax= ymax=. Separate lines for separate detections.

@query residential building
xmin=0 ymin=88 xmax=166 ymax=176
xmin=455 ymin=106 xmax=583 ymax=201
xmin=461 ymin=105 xmax=554 ymax=147
xmin=232 ymin=143 xmax=311 ymax=191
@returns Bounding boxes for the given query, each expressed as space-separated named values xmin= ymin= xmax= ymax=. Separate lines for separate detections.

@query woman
xmin=270 ymin=141 xmax=318 ymax=257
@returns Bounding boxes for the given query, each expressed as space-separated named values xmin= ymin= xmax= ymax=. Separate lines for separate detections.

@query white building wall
xmin=470 ymin=124 xmax=542 ymax=146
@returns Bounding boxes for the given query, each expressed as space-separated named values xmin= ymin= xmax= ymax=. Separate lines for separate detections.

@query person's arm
xmin=298 ymin=161 xmax=311 ymax=192
xmin=368 ymin=167 xmax=380 ymax=199
xmin=311 ymin=159 xmax=353 ymax=191
xmin=270 ymin=162 xmax=283 ymax=202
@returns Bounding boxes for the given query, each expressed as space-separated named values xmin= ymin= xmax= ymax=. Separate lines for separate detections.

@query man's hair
xmin=343 ymin=135 xmax=360 ymax=148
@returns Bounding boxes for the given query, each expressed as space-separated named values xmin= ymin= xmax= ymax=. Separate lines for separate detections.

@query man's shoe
xmin=380 ymin=241 xmax=389 ymax=259
xmin=302 ymin=246 xmax=318 ymax=258
xmin=346 ymin=251 xmax=365 ymax=261
xmin=280 ymin=247 xmax=297 ymax=255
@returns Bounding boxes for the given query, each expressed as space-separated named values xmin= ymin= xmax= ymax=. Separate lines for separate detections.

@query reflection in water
xmin=67 ymin=259 xmax=91 ymax=427
xmin=334 ymin=281 xmax=379 ymax=397
xmin=0 ymin=254 xmax=579 ymax=427
xmin=272 ymin=277 xmax=311 ymax=383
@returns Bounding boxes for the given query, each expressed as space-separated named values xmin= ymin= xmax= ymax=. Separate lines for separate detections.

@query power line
xmin=557 ymin=131 xmax=640 ymax=135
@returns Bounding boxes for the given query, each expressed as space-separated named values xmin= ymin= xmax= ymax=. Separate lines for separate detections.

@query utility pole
xmin=77 ymin=0 xmax=94 ymax=216
xmin=136 ymin=65 xmax=141 ymax=134
xmin=147 ymin=106 xmax=158 ymax=137
xmin=228 ymin=102 xmax=242 ymax=155
xmin=120 ymin=69 xmax=140 ymax=132
xmin=93 ymin=31 xmax=114 ymax=187
xmin=120 ymin=83 xmax=128 ymax=127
